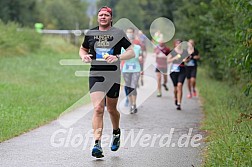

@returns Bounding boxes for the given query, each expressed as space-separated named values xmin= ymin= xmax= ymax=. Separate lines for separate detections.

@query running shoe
xmin=193 ymin=90 xmax=197 ymax=97
xmin=130 ymin=105 xmax=138 ymax=114
xmin=162 ymin=84 xmax=169 ymax=91
xmin=92 ymin=143 xmax=104 ymax=158
xmin=157 ymin=92 xmax=162 ymax=97
xmin=111 ymin=133 xmax=120 ymax=151
xmin=134 ymin=108 xmax=138 ymax=113
xmin=130 ymin=106 xmax=134 ymax=114
xmin=133 ymin=105 xmax=138 ymax=113
xmin=187 ymin=94 xmax=192 ymax=99
xmin=176 ymin=104 xmax=181 ymax=110
xmin=175 ymin=99 xmax=178 ymax=106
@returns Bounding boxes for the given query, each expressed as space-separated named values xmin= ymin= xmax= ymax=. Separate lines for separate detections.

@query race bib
xmin=171 ymin=64 xmax=180 ymax=72
xmin=95 ymin=48 xmax=114 ymax=61
xmin=126 ymin=63 xmax=136 ymax=71
xmin=187 ymin=60 xmax=195 ymax=66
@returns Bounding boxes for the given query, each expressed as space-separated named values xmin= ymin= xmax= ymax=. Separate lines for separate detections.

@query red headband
xmin=98 ymin=6 xmax=112 ymax=16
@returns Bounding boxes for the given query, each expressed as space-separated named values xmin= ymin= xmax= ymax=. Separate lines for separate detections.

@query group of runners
xmin=79 ymin=6 xmax=200 ymax=158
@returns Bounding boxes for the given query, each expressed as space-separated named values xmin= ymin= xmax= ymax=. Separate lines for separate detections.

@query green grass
xmin=0 ymin=20 xmax=42 ymax=57
xmin=0 ymin=36 xmax=90 ymax=142
xmin=197 ymin=68 xmax=252 ymax=167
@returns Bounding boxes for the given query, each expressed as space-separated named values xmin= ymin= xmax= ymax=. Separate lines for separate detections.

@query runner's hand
xmin=81 ymin=54 xmax=92 ymax=63
xmin=104 ymin=55 xmax=118 ymax=64
xmin=182 ymin=56 xmax=192 ymax=62
xmin=173 ymin=54 xmax=181 ymax=61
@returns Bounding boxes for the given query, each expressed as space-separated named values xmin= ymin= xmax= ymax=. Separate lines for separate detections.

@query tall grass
xmin=197 ymin=69 xmax=252 ymax=166
xmin=0 ymin=23 xmax=90 ymax=142
xmin=0 ymin=20 xmax=42 ymax=56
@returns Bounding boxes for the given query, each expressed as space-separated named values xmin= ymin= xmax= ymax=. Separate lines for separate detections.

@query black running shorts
xmin=89 ymin=71 xmax=121 ymax=98
xmin=170 ymin=68 xmax=186 ymax=87
xmin=186 ymin=66 xmax=197 ymax=79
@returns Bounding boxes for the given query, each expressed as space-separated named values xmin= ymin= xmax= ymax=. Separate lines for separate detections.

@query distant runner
xmin=185 ymin=39 xmax=200 ymax=98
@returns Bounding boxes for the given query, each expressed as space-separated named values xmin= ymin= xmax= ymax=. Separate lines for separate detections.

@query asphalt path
xmin=0 ymin=55 xmax=205 ymax=167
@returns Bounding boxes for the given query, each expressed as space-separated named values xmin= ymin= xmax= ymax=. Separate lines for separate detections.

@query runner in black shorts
xmin=169 ymin=68 xmax=186 ymax=86
xmin=167 ymin=39 xmax=190 ymax=110
xmin=185 ymin=39 xmax=200 ymax=98
xmin=89 ymin=74 xmax=121 ymax=98
xmin=79 ymin=6 xmax=135 ymax=158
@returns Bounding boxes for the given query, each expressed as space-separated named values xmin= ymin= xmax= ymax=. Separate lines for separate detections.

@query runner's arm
xmin=118 ymin=45 xmax=135 ymax=61
xmin=79 ymin=46 xmax=92 ymax=63
xmin=193 ymin=54 xmax=200 ymax=60
xmin=167 ymin=53 xmax=179 ymax=63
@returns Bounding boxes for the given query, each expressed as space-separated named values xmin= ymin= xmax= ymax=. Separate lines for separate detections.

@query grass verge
xmin=0 ymin=36 xmax=90 ymax=142
xmin=197 ymin=68 xmax=252 ymax=166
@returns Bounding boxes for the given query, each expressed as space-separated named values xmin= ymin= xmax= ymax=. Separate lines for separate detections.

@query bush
xmin=0 ymin=20 xmax=42 ymax=57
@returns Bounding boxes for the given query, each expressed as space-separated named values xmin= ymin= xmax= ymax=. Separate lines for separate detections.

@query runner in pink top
xmin=154 ymin=41 xmax=170 ymax=97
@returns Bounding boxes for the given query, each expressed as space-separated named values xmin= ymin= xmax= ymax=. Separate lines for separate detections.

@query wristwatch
xmin=115 ymin=54 xmax=120 ymax=60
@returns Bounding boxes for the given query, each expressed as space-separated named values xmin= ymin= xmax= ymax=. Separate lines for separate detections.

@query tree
xmin=0 ymin=0 xmax=37 ymax=27
xmin=172 ymin=0 xmax=251 ymax=94
xmin=113 ymin=0 xmax=144 ymax=29
xmin=36 ymin=0 xmax=89 ymax=29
